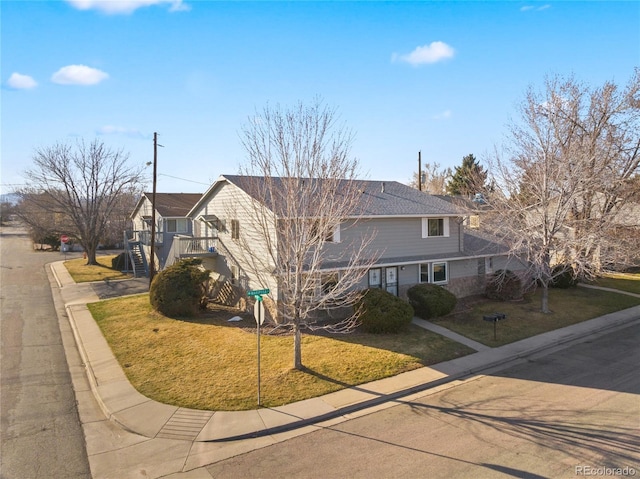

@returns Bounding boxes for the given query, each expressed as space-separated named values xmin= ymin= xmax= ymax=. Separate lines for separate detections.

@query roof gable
xmin=132 ymin=193 xmax=202 ymax=219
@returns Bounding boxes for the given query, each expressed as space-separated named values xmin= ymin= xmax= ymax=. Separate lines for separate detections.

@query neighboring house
xmin=435 ymin=193 xmax=488 ymax=230
xmin=128 ymin=192 xmax=215 ymax=274
xmin=187 ymin=175 xmax=523 ymax=303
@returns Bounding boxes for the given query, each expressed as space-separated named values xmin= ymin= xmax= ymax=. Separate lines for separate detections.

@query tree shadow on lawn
xmin=176 ymin=304 xmax=476 ymax=367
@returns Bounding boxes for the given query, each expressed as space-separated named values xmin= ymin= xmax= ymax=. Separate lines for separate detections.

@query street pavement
xmin=45 ymin=259 xmax=640 ymax=478
xmin=0 ymin=227 xmax=91 ymax=479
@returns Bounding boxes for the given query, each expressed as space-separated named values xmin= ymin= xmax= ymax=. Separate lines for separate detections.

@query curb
xmin=52 ymin=258 xmax=640 ymax=442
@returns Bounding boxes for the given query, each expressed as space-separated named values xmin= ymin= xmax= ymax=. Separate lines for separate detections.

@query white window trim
xmin=421 ymin=217 xmax=450 ymax=238
xmin=332 ymin=223 xmax=341 ymax=243
xmin=485 ymin=257 xmax=494 ymax=275
xmin=418 ymin=261 xmax=449 ymax=284
xmin=432 ymin=262 xmax=448 ymax=284
xmin=231 ymin=219 xmax=240 ymax=240
xmin=165 ymin=218 xmax=189 ymax=234
xmin=419 ymin=264 xmax=430 ymax=283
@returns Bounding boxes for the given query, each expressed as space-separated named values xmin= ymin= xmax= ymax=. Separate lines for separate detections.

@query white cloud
xmin=521 ymin=4 xmax=551 ymax=12
xmin=97 ymin=125 xmax=146 ymax=139
xmin=66 ymin=0 xmax=190 ymax=14
xmin=51 ymin=65 xmax=109 ymax=85
xmin=393 ymin=41 xmax=455 ymax=66
xmin=432 ymin=109 xmax=453 ymax=120
xmin=7 ymin=72 xmax=38 ymax=89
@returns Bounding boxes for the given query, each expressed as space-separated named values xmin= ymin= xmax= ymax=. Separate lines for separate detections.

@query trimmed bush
xmin=550 ymin=264 xmax=578 ymax=288
xmin=150 ymin=259 xmax=211 ymax=317
xmin=485 ymin=269 xmax=523 ymax=301
xmin=111 ymin=252 xmax=127 ymax=271
xmin=356 ymin=288 xmax=414 ymax=334
xmin=407 ymin=283 xmax=457 ymax=319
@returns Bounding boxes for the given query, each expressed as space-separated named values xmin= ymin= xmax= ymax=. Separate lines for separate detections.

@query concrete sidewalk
xmin=48 ymin=261 xmax=640 ymax=478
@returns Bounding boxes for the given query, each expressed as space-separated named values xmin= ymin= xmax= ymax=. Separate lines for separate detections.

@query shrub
xmin=550 ymin=264 xmax=578 ymax=288
xmin=149 ymin=259 xmax=211 ymax=317
xmin=356 ymin=288 xmax=414 ymax=334
xmin=485 ymin=269 xmax=523 ymax=301
xmin=111 ymin=252 xmax=127 ymax=271
xmin=407 ymin=283 xmax=457 ymax=319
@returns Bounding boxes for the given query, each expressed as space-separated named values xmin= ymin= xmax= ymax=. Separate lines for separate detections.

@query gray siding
xmin=324 ymin=216 xmax=462 ymax=262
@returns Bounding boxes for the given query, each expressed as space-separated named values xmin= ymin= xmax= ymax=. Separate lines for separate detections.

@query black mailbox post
xmin=483 ymin=312 xmax=506 ymax=341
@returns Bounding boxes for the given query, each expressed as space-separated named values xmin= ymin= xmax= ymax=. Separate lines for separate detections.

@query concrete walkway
xmin=49 ymin=261 xmax=640 ymax=478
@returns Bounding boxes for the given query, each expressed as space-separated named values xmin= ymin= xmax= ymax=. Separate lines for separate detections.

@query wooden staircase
xmin=123 ymin=231 xmax=149 ymax=278
xmin=128 ymin=241 xmax=148 ymax=277
xmin=209 ymin=278 xmax=242 ymax=306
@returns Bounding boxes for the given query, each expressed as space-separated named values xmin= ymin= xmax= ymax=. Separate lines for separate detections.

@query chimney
xmin=381 ymin=182 xmax=385 ymax=193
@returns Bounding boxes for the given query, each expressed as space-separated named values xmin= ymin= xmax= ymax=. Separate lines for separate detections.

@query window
xmin=485 ymin=257 xmax=493 ymax=274
xmin=368 ymin=268 xmax=382 ymax=288
xmin=231 ymin=219 xmax=240 ymax=240
xmin=420 ymin=264 xmax=430 ymax=283
xmin=419 ymin=262 xmax=448 ymax=283
xmin=165 ymin=218 xmax=188 ymax=233
xmin=326 ymin=223 xmax=341 ymax=243
xmin=321 ymin=273 xmax=339 ymax=295
xmin=421 ymin=217 xmax=449 ymax=238
xmin=432 ymin=262 xmax=447 ymax=283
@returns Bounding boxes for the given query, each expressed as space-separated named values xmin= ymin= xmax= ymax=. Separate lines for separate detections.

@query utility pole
xmin=418 ymin=150 xmax=422 ymax=192
xmin=149 ymin=132 xmax=158 ymax=286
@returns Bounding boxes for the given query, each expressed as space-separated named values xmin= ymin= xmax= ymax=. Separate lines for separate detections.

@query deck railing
xmin=174 ymin=235 xmax=218 ymax=256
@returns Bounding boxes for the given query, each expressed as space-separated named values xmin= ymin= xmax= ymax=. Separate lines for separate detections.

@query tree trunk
xmin=293 ymin=321 xmax=302 ymax=370
xmin=541 ymin=284 xmax=550 ymax=314
xmin=85 ymin=245 xmax=98 ymax=265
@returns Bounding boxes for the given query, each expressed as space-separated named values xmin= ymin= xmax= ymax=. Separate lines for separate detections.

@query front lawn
xmin=590 ymin=272 xmax=640 ymax=295
xmin=432 ymin=286 xmax=640 ymax=347
xmin=65 ymin=254 xmax=131 ymax=283
xmin=87 ymin=295 xmax=474 ymax=411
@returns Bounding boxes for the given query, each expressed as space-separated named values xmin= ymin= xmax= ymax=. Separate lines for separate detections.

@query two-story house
xmin=128 ymin=192 xmax=213 ymax=274
xmin=187 ymin=175 xmax=522 ymax=306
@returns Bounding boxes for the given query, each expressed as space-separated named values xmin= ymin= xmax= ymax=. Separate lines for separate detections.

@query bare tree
xmin=101 ymin=190 xmax=139 ymax=248
xmin=409 ymin=161 xmax=452 ymax=194
xmin=20 ymin=139 xmax=145 ymax=264
xmin=14 ymin=191 xmax=70 ymax=249
xmin=236 ymin=99 xmax=379 ymax=370
xmin=484 ymin=70 xmax=640 ymax=313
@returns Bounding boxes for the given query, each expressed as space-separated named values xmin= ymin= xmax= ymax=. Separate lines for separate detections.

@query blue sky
xmin=2 ymin=0 xmax=639 ymax=195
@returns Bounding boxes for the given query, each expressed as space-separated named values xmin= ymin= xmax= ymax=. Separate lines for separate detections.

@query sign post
xmin=60 ymin=234 xmax=69 ymax=256
xmin=248 ymin=288 xmax=269 ymax=406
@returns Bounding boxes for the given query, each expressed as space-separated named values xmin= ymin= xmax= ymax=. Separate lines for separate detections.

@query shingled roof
xmin=221 ymin=175 xmax=458 ymax=217
xmin=140 ymin=193 xmax=202 ymax=217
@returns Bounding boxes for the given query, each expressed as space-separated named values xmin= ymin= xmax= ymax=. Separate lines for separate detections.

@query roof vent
xmin=381 ymin=182 xmax=385 ymax=193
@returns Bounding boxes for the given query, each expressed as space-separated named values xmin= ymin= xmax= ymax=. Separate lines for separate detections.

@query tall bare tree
xmin=237 ymin=99 xmax=379 ymax=370
xmin=409 ymin=161 xmax=452 ymax=194
xmin=20 ymin=139 xmax=145 ymax=264
xmin=484 ymin=70 xmax=640 ymax=313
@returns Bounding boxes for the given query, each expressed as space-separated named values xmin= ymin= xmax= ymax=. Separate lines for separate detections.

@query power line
xmin=157 ymin=173 xmax=210 ymax=186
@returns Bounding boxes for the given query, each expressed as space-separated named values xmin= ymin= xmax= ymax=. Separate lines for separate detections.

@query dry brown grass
xmin=64 ymin=254 xmax=131 ymax=283
xmin=88 ymin=295 xmax=474 ymax=410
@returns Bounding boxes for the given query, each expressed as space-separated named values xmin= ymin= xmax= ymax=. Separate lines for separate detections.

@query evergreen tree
xmin=446 ymin=154 xmax=487 ymax=196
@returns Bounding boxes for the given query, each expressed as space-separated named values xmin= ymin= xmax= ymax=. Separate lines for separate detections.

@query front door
xmin=385 ymin=267 xmax=398 ymax=296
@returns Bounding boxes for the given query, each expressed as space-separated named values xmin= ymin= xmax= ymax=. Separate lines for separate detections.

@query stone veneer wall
xmin=399 ymin=274 xmax=487 ymax=299
xmin=444 ymin=275 xmax=487 ymax=298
